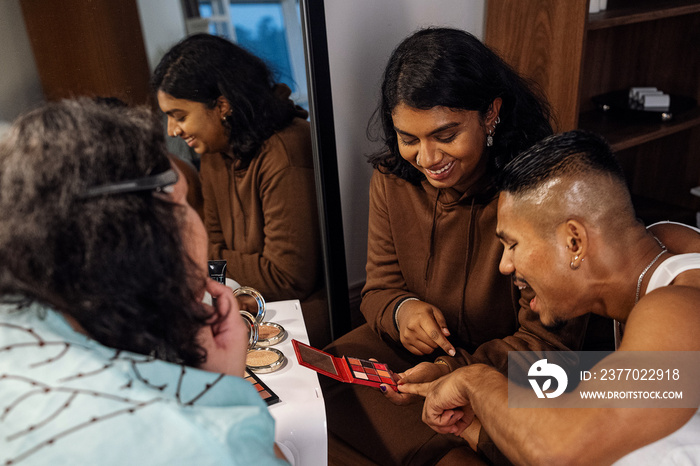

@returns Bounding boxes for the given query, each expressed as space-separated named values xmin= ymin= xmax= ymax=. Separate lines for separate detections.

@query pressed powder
xmin=256 ymin=322 xmax=286 ymax=347
xmin=247 ymin=347 xmax=286 ymax=374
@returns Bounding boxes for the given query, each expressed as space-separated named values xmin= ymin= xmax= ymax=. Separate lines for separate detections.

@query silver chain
xmin=635 ymin=235 xmax=667 ymax=304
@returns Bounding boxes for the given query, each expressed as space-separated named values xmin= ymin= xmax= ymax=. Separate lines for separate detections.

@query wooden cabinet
xmin=486 ymin=0 xmax=700 ymax=225
xmin=19 ymin=0 xmax=152 ymax=106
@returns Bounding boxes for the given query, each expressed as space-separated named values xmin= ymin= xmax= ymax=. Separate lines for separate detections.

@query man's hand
xmin=400 ymin=367 xmax=475 ymax=436
xmin=396 ymin=300 xmax=455 ymax=356
xmin=381 ymin=361 xmax=451 ymax=405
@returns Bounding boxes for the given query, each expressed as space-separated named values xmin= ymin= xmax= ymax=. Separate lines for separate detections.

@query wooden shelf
xmin=578 ymin=106 xmax=700 ymax=152
xmin=588 ymin=0 xmax=700 ymax=30
xmin=632 ymin=194 xmax=697 ymax=226
xmin=486 ymin=0 xmax=700 ymax=226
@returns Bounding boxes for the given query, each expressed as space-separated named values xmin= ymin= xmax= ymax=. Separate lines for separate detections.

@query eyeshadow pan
xmin=377 ymin=370 xmax=390 ymax=377
xmin=354 ymin=371 xmax=368 ymax=380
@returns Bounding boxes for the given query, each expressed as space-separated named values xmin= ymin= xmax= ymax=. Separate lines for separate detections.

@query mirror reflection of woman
xmin=151 ymin=34 xmax=329 ymax=347
xmin=323 ymin=28 xmax=591 ymax=465
xmin=0 ymin=99 xmax=287 ymax=464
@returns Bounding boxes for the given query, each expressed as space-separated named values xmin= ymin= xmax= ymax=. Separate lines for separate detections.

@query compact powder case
xmin=246 ymin=347 xmax=286 ymax=374
xmin=256 ymin=322 xmax=287 ymax=347
xmin=240 ymin=310 xmax=259 ymax=350
xmin=233 ymin=286 xmax=266 ymax=323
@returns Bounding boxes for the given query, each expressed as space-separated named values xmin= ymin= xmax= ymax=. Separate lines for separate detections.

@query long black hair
xmin=368 ymin=27 xmax=554 ymax=184
xmin=151 ymin=33 xmax=303 ymax=168
xmin=0 ymin=98 xmax=213 ymax=366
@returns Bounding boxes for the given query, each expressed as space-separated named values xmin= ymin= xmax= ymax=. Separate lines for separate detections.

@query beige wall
xmin=0 ymin=0 xmax=43 ymax=122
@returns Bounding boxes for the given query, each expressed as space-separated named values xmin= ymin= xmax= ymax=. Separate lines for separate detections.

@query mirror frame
xmin=300 ymin=0 xmax=351 ymax=340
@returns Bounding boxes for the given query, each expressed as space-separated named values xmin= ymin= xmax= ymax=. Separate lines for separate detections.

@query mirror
xmin=1 ymin=0 xmax=350 ymax=341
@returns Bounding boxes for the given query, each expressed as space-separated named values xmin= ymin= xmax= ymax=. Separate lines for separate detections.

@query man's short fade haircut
xmin=498 ymin=130 xmax=626 ymax=195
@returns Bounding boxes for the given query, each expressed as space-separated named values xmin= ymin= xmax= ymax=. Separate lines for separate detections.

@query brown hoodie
xmin=200 ymin=117 xmax=330 ymax=347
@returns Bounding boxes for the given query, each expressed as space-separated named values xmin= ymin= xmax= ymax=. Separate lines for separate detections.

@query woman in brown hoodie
xmin=151 ymin=34 xmax=329 ymax=347
xmin=323 ymin=28 xmax=593 ymax=465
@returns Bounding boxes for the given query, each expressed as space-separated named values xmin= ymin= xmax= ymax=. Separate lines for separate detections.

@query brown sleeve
xmin=200 ymin=154 xmax=228 ymax=262
xmin=360 ymin=171 xmax=409 ymax=343
xmin=218 ymin=145 xmax=321 ymax=302
xmin=169 ymin=155 xmax=204 ymax=220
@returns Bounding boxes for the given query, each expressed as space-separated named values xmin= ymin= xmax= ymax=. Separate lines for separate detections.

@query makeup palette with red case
xmin=292 ymin=339 xmax=397 ymax=390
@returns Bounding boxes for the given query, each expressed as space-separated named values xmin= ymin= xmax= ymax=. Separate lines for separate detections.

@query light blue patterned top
xmin=0 ymin=303 xmax=288 ymax=465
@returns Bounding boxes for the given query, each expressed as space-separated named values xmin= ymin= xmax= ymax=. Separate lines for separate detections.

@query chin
xmin=539 ymin=310 xmax=569 ymax=332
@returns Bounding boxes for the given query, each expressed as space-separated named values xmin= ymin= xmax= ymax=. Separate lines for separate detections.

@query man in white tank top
xmin=395 ymin=131 xmax=700 ymax=465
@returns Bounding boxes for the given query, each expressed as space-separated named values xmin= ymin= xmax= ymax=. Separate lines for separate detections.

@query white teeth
xmin=427 ymin=161 xmax=454 ymax=175
xmin=518 ymin=285 xmax=527 ymax=290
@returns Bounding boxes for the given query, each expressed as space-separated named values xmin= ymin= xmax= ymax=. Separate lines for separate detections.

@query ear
xmin=216 ymin=96 xmax=232 ymax=119
xmin=485 ymin=97 xmax=503 ymax=126
xmin=560 ymin=219 xmax=588 ymax=269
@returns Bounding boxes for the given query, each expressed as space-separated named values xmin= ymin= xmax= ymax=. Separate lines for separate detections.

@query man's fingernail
xmin=448 ymin=348 xmax=456 ymax=356
xmin=443 ymin=328 xmax=450 ymax=336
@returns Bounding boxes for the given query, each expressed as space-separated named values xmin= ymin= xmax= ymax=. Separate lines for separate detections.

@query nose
xmin=167 ymin=118 xmax=181 ymax=137
xmin=417 ymin=140 xmax=439 ymax=167
xmin=499 ymin=248 xmax=514 ymax=276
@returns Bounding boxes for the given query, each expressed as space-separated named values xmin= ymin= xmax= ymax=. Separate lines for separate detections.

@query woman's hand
xmin=381 ymin=361 xmax=451 ymax=405
xmin=396 ymin=300 xmax=455 ymax=356
xmin=197 ymin=279 xmax=249 ymax=377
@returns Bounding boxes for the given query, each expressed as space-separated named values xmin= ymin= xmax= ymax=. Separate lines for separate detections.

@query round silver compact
xmin=246 ymin=347 xmax=286 ymax=374
xmin=239 ymin=310 xmax=259 ymax=350
xmin=233 ymin=286 xmax=266 ymax=323
xmin=256 ymin=322 xmax=286 ymax=347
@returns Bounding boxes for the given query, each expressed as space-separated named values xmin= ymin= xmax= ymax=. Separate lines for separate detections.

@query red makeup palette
xmin=292 ymin=339 xmax=397 ymax=390
xmin=244 ymin=369 xmax=280 ymax=406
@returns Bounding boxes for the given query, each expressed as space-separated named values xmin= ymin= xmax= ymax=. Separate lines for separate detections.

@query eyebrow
xmin=495 ymin=230 xmax=510 ymax=242
xmin=394 ymin=122 xmax=461 ymax=138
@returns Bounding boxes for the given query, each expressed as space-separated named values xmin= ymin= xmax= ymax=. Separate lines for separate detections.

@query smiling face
xmin=391 ymin=103 xmax=500 ymax=191
xmin=157 ymin=91 xmax=230 ymax=155
xmin=496 ymin=192 xmax=584 ymax=329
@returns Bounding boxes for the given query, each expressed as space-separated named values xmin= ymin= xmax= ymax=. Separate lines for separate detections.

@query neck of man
xmin=589 ymin=227 xmax=667 ymax=324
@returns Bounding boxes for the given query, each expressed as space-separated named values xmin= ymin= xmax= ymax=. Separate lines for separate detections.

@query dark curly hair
xmin=368 ymin=27 xmax=554 ymax=184
xmin=0 ymin=98 xmax=213 ymax=366
xmin=150 ymin=33 xmax=302 ymax=168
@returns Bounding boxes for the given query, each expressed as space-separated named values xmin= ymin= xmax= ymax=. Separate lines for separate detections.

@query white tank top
xmin=613 ymin=223 xmax=700 ymax=465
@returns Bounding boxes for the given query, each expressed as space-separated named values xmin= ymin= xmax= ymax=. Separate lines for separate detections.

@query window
xmin=186 ymin=0 xmax=308 ymax=108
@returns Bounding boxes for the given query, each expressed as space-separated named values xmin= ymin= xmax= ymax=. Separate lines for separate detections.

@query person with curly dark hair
xmin=151 ymin=34 xmax=329 ymax=347
xmin=0 ymin=98 xmax=287 ymax=464
xmin=322 ymin=28 xmax=592 ymax=465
